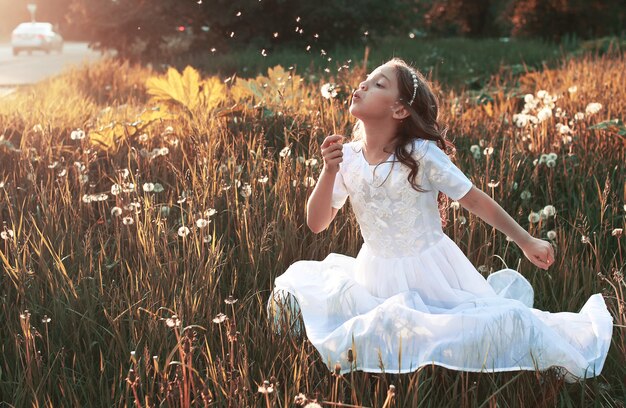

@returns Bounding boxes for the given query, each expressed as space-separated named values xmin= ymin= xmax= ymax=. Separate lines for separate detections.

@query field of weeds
xmin=0 ymin=48 xmax=624 ymax=407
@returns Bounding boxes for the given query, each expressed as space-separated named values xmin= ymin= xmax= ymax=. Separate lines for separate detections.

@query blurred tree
xmin=67 ymin=0 xmax=413 ymax=62
xmin=502 ymin=0 xmax=625 ymax=41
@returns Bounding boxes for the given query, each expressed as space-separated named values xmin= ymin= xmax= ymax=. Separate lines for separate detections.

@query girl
xmin=267 ymin=58 xmax=613 ymax=382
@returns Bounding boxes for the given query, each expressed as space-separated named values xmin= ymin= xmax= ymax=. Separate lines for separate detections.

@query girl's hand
xmin=321 ymin=134 xmax=345 ymax=174
xmin=520 ymin=237 xmax=555 ymax=270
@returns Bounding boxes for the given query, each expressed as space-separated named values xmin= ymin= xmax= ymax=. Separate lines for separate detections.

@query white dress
xmin=267 ymin=138 xmax=613 ymax=382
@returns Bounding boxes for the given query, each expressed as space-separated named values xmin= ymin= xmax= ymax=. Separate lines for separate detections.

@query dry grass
xmin=0 ymin=48 xmax=624 ymax=407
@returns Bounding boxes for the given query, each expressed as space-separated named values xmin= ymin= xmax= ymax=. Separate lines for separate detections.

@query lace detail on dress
xmin=341 ymin=140 xmax=444 ymax=258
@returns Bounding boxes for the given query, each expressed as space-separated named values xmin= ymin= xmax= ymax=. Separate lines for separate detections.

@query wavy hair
xmin=349 ymin=57 xmax=462 ymax=228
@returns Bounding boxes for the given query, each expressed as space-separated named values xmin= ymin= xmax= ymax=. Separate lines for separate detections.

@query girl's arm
xmin=306 ymin=168 xmax=340 ymax=233
xmin=306 ymin=134 xmax=345 ymax=233
xmin=457 ymin=186 xmax=555 ymax=270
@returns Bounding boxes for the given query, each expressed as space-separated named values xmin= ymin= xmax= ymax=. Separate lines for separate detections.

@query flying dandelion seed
xmin=261 ymin=49 xmax=267 ymax=57
xmin=210 ymin=47 xmax=216 ymax=52
xmin=236 ymin=11 xmax=241 ymax=16
xmin=296 ymin=16 xmax=301 ymax=22
xmin=273 ymin=32 xmax=278 ymax=38
xmin=178 ymin=226 xmax=190 ymax=237
xmin=122 ymin=216 xmax=134 ymax=225
xmin=111 ymin=207 xmax=122 ymax=217
xmin=230 ymin=32 xmax=235 ymax=38
xmin=306 ymin=45 xmax=311 ymax=51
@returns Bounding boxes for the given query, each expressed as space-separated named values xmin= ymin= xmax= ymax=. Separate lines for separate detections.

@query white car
xmin=11 ymin=22 xmax=63 ymax=56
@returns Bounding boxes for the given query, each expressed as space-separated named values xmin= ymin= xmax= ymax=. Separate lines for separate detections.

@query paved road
xmin=0 ymin=41 xmax=114 ymax=97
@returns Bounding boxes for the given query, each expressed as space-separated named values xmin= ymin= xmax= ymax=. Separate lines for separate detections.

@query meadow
xmin=0 ymin=38 xmax=624 ymax=407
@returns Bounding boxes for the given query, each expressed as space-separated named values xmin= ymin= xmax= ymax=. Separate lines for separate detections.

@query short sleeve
xmin=421 ymin=141 xmax=473 ymax=200
xmin=331 ymin=169 xmax=349 ymax=209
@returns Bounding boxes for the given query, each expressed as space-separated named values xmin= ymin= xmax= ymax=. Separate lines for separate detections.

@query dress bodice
xmin=331 ymin=139 xmax=473 ymax=258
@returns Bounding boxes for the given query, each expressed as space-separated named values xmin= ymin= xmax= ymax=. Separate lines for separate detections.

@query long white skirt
xmin=267 ymin=234 xmax=613 ymax=383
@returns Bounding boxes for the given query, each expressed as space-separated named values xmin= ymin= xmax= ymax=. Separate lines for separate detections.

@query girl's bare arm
xmin=457 ymin=186 xmax=555 ymax=270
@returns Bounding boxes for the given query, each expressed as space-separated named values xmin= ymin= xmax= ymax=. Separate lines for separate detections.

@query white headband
xmin=409 ymin=71 xmax=418 ymax=105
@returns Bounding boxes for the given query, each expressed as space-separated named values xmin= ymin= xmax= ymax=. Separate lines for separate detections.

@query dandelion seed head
xmin=547 ymin=230 xmax=557 ymax=240
xmin=178 ymin=226 xmax=190 ymax=237
xmin=520 ymin=190 xmax=532 ymax=200
xmin=111 ymin=207 xmax=123 ymax=217
xmin=70 ymin=129 xmax=85 ymax=140
xmin=196 ymin=218 xmax=209 ymax=228
xmin=122 ymin=216 xmax=134 ymax=225
xmin=143 ymin=183 xmax=155 ymax=192
xmin=528 ymin=212 xmax=541 ymax=223
xmin=585 ymin=102 xmax=602 ymax=115
xmin=279 ymin=146 xmax=291 ymax=158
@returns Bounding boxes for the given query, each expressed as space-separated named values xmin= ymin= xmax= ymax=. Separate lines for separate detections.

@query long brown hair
xmin=350 ymin=57 xmax=462 ymax=228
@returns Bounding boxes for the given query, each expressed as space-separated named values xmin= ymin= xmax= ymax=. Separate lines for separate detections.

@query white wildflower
xmin=567 ymin=85 xmax=577 ymax=94
xmin=547 ymin=230 xmax=557 ymax=240
xmin=542 ymin=205 xmax=556 ymax=217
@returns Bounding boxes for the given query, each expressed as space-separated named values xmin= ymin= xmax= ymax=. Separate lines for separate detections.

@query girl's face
xmin=349 ymin=63 xmax=404 ymax=121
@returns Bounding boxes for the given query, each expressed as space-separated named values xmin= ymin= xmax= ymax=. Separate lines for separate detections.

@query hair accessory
xmin=409 ymin=71 xmax=419 ymax=105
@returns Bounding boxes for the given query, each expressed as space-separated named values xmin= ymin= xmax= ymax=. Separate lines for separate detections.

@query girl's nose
xmin=359 ymin=82 xmax=367 ymax=90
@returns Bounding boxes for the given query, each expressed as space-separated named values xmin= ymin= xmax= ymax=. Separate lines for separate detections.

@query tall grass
xmin=0 ymin=44 xmax=624 ymax=407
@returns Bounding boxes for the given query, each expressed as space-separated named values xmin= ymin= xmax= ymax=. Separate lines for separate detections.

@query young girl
xmin=267 ymin=58 xmax=613 ymax=382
